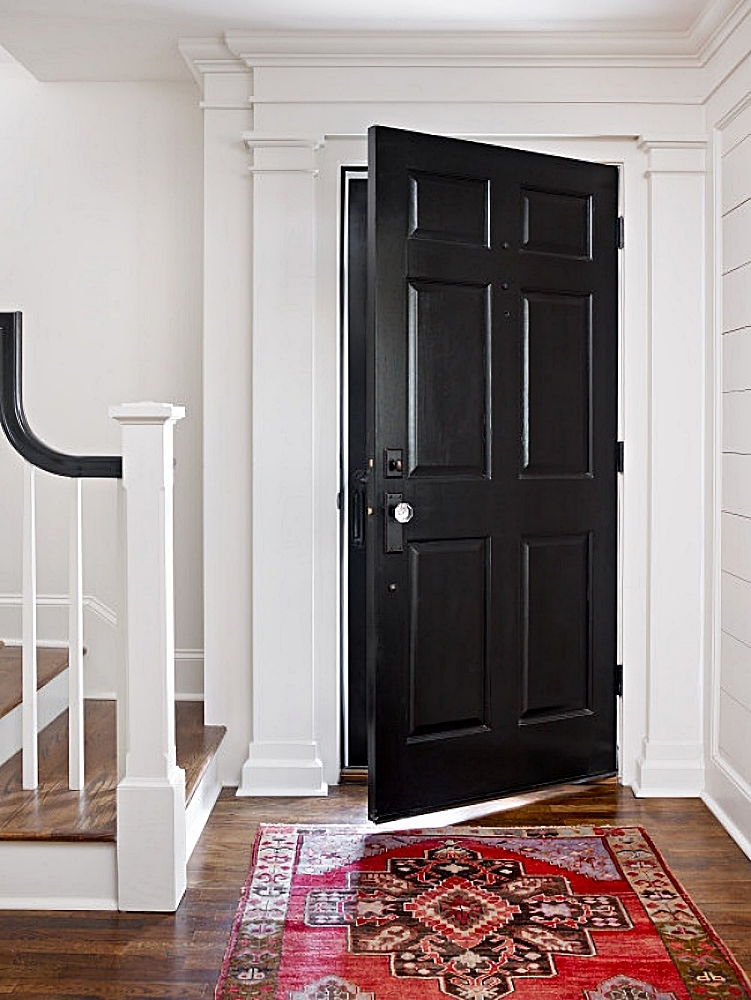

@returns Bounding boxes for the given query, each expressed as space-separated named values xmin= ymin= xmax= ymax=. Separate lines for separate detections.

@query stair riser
xmin=0 ymin=840 xmax=117 ymax=909
xmin=186 ymin=752 xmax=222 ymax=860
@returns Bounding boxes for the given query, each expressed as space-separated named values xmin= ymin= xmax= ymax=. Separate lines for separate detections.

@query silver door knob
xmin=394 ymin=501 xmax=414 ymax=524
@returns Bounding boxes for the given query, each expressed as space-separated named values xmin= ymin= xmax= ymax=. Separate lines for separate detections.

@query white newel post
xmin=238 ymin=134 xmax=327 ymax=797
xmin=635 ymin=138 xmax=707 ymax=796
xmin=110 ymin=402 xmax=187 ymax=911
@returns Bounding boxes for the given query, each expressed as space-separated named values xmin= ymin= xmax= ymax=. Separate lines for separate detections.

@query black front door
xmin=366 ymin=127 xmax=619 ymax=823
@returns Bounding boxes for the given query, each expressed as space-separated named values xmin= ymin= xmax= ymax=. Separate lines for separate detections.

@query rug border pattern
xmin=215 ymin=824 xmax=751 ymax=1000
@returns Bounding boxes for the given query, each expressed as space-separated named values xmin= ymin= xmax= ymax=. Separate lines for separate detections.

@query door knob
xmin=394 ymin=501 xmax=414 ymax=524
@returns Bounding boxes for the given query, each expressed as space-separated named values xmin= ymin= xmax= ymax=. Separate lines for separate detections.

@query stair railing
xmin=0 ymin=311 xmax=121 ymax=790
xmin=0 ymin=311 xmax=188 ymax=910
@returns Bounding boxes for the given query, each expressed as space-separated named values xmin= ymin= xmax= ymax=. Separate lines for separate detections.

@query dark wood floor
xmin=0 ymin=779 xmax=748 ymax=998
xmin=0 ymin=701 xmax=226 ymax=840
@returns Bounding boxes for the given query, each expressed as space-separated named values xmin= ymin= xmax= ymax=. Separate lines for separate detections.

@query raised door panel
xmin=521 ymin=188 xmax=592 ymax=259
xmin=522 ymin=292 xmax=592 ymax=478
xmin=408 ymin=281 xmax=491 ymax=479
xmin=407 ymin=538 xmax=491 ymax=740
xmin=520 ymin=533 xmax=593 ymax=724
xmin=409 ymin=172 xmax=490 ymax=247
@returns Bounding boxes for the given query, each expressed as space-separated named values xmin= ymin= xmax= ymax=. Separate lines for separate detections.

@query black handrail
xmin=0 ymin=311 xmax=122 ymax=478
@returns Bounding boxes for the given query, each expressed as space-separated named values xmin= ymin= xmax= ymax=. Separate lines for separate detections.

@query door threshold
xmin=340 ymin=766 xmax=368 ymax=784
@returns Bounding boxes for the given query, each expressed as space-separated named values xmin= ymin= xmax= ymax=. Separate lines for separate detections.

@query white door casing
xmin=186 ymin=38 xmax=708 ymax=803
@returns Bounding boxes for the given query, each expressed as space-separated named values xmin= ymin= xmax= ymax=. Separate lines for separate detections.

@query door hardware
xmin=394 ymin=501 xmax=413 ymax=523
xmin=350 ymin=468 xmax=370 ymax=549
xmin=384 ymin=492 xmax=413 ymax=553
xmin=384 ymin=448 xmax=404 ymax=478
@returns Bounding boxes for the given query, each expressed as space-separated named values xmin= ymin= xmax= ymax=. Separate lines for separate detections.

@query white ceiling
xmin=0 ymin=0 xmax=734 ymax=81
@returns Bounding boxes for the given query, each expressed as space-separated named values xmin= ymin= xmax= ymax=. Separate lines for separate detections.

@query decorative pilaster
xmin=198 ymin=66 xmax=254 ymax=787
xmin=237 ymin=134 xmax=327 ymax=797
xmin=634 ymin=138 xmax=708 ymax=796
xmin=111 ymin=402 xmax=187 ymax=911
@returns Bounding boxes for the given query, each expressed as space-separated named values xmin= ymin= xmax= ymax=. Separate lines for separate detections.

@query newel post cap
xmin=109 ymin=402 xmax=186 ymax=425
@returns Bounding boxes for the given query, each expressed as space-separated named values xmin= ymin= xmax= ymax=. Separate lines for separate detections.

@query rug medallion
xmin=215 ymin=825 xmax=751 ymax=1000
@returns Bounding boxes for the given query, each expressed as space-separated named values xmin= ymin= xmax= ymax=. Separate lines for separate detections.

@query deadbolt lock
xmin=384 ymin=448 xmax=404 ymax=478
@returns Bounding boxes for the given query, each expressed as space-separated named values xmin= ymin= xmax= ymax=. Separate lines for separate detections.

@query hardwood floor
xmin=0 ymin=779 xmax=748 ymax=998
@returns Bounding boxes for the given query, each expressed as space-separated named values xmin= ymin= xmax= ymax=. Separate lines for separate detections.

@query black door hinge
xmin=615 ymin=663 xmax=623 ymax=697
xmin=617 ymin=216 xmax=625 ymax=249
xmin=617 ymin=441 xmax=624 ymax=473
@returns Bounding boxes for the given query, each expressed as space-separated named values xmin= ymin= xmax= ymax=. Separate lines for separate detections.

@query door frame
xmin=340 ymin=165 xmax=369 ymax=772
xmin=337 ymin=142 xmax=627 ymax=790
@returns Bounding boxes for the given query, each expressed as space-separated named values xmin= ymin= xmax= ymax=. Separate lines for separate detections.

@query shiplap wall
xmin=721 ymin=109 xmax=751 ymax=797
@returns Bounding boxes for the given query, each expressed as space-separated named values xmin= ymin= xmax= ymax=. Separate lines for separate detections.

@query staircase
xmin=0 ymin=643 xmax=69 ymax=767
xmin=0 ymin=643 xmax=225 ymax=908
xmin=0 ymin=311 xmax=224 ymax=911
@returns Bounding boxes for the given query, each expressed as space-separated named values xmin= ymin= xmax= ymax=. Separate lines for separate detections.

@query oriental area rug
xmin=216 ymin=825 xmax=751 ymax=1000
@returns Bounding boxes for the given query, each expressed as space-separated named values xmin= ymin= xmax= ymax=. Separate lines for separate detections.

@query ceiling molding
xmin=176 ymin=1 xmax=751 ymax=85
xmin=694 ymin=0 xmax=750 ymax=61
xmin=225 ymin=29 xmax=702 ymax=67
xmin=178 ymin=37 xmax=247 ymax=90
xmin=0 ymin=0 xmax=745 ymax=83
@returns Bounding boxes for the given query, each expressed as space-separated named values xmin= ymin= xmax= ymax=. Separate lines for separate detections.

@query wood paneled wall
xmin=721 ymin=110 xmax=751 ymax=797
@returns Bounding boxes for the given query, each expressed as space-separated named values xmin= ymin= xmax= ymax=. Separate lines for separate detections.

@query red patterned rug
xmin=216 ymin=825 xmax=751 ymax=1000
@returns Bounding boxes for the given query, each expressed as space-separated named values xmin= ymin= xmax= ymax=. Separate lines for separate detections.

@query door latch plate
xmin=385 ymin=492 xmax=404 ymax=553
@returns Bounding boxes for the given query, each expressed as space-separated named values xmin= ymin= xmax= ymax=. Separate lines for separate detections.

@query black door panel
xmin=367 ymin=127 xmax=618 ymax=822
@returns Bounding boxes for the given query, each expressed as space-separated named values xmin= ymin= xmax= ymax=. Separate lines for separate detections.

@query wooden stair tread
xmin=176 ymin=701 xmax=226 ymax=806
xmin=0 ymin=645 xmax=68 ymax=722
xmin=0 ymin=700 xmax=226 ymax=842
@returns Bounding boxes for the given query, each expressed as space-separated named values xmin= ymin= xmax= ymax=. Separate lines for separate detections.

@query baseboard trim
xmin=175 ymin=649 xmax=204 ymax=700
xmin=633 ymin=739 xmax=705 ymax=797
xmin=0 ymin=642 xmax=205 ymax=702
xmin=238 ymin=740 xmax=328 ymax=797
xmin=703 ymin=756 xmax=751 ymax=861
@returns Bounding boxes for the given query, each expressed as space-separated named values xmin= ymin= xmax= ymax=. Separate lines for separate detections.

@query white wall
xmin=705 ymin=4 xmax=751 ymax=856
xmin=0 ymin=65 xmax=204 ymax=698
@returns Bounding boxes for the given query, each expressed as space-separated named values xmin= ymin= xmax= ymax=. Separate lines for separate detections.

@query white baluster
xmin=68 ymin=477 xmax=84 ymax=790
xmin=22 ymin=463 xmax=38 ymax=790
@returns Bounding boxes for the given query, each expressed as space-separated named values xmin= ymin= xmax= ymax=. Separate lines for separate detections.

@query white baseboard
xmin=0 ymin=667 xmax=69 ymax=769
xmin=0 ymin=628 xmax=204 ymax=702
xmin=0 ymin=841 xmax=117 ymax=909
xmin=175 ymin=649 xmax=204 ymax=700
xmin=238 ymin=740 xmax=328 ymax=797
xmin=633 ymin=739 xmax=705 ymax=797
xmin=703 ymin=755 xmax=751 ymax=861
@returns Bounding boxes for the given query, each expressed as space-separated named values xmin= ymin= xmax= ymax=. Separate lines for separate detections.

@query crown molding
xmin=177 ymin=0 xmax=748 ymax=83
xmin=178 ymin=37 xmax=248 ymax=91
xmin=225 ymin=29 xmax=702 ymax=67
xmin=693 ymin=0 xmax=749 ymax=62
